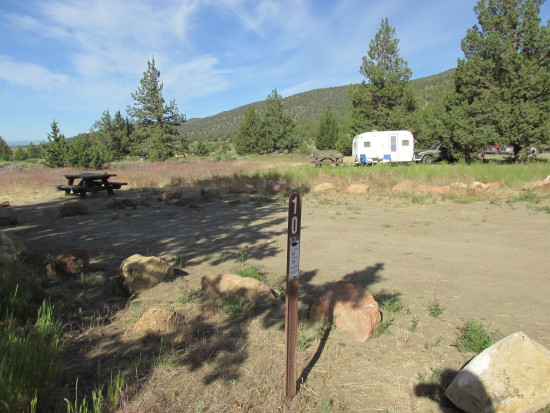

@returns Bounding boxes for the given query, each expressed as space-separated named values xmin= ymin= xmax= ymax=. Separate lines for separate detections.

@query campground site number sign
xmin=285 ymin=192 xmax=301 ymax=399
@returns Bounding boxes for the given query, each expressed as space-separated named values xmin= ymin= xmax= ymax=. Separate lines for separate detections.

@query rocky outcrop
xmin=200 ymin=187 xmax=220 ymax=197
xmin=310 ymin=281 xmax=381 ymax=342
xmin=345 ymin=184 xmax=370 ymax=194
xmin=120 ymin=254 xmax=174 ymax=293
xmin=313 ymin=182 xmax=335 ymax=192
xmin=201 ymin=273 xmax=274 ymax=303
xmin=134 ymin=306 xmax=184 ymax=334
xmin=445 ymin=331 xmax=550 ymax=413
xmin=107 ymin=197 xmax=137 ymax=209
xmin=159 ymin=190 xmax=182 ymax=202
xmin=59 ymin=203 xmax=89 ymax=217
xmin=470 ymin=181 xmax=504 ymax=192
xmin=266 ymin=180 xmax=289 ymax=194
xmin=392 ymin=180 xmax=414 ymax=193
xmin=46 ymin=248 xmax=90 ymax=278
xmin=522 ymin=181 xmax=550 ymax=192
xmin=229 ymin=183 xmax=257 ymax=194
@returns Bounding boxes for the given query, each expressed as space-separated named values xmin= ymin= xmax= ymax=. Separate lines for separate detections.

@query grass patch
xmin=233 ymin=262 xmax=268 ymax=283
xmin=377 ymin=293 xmax=404 ymax=313
xmin=427 ymin=300 xmax=445 ymax=317
xmin=219 ymin=298 xmax=253 ymax=317
xmin=177 ymin=282 xmax=201 ymax=304
xmin=375 ymin=319 xmax=393 ymax=337
xmin=507 ymin=190 xmax=541 ymax=204
xmin=455 ymin=320 xmax=499 ymax=354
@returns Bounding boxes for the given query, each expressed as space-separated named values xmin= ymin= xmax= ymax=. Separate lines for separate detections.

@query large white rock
xmin=120 ymin=254 xmax=173 ymax=293
xmin=445 ymin=331 xmax=550 ymax=413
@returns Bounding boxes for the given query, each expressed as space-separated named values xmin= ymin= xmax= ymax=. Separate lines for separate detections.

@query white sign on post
xmin=289 ymin=240 xmax=300 ymax=279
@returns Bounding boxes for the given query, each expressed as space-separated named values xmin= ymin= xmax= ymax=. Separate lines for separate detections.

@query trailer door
xmin=389 ymin=133 xmax=398 ymax=159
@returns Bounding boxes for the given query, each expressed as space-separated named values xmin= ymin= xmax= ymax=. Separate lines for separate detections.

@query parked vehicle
xmin=413 ymin=142 xmax=451 ymax=164
xmin=485 ymin=146 xmax=498 ymax=154
xmin=499 ymin=145 xmax=514 ymax=154
xmin=352 ymin=130 xmax=414 ymax=164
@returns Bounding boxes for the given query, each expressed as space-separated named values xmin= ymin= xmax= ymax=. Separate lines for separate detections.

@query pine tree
xmin=446 ymin=0 xmax=549 ymax=161
xmin=349 ymin=18 xmax=417 ymax=133
xmin=234 ymin=106 xmax=264 ymax=155
xmin=261 ymin=90 xmax=297 ymax=152
xmin=42 ymin=121 xmax=67 ymax=168
xmin=315 ymin=106 xmax=339 ymax=150
xmin=127 ymin=58 xmax=186 ymax=156
xmin=0 ymin=136 xmax=12 ymax=161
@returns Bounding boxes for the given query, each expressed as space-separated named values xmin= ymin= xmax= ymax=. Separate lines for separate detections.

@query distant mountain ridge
xmin=179 ymin=68 xmax=455 ymax=140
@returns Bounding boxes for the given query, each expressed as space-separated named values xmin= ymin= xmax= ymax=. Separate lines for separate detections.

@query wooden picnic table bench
xmin=311 ymin=156 xmax=344 ymax=167
xmin=55 ymin=172 xmax=127 ymax=198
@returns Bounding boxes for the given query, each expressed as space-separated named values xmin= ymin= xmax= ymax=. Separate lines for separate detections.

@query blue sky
xmin=1 ymin=0 xmax=548 ymax=144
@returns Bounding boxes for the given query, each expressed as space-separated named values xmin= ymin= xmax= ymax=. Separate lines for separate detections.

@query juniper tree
xmin=42 ymin=121 xmax=67 ymax=168
xmin=261 ymin=89 xmax=297 ymax=152
xmin=234 ymin=106 xmax=263 ymax=155
xmin=349 ymin=18 xmax=417 ymax=133
xmin=127 ymin=58 xmax=186 ymax=159
xmin=445 ymin=0 xmax=550 ymax=161
xmin=315 ymin=106 xmax=339 ymax=150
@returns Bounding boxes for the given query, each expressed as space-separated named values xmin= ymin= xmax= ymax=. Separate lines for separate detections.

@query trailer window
xmin=402 ymin=140 xmax=409 ymax=146
xmin=390 ymin=135 xmax=397 ymax=152
xmin=363 ymin=141 xmax=370 ymax=148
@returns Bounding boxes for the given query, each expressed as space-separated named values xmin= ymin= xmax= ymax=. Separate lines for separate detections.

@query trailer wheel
xmin=422 ymin=155 xmax=433 ymax=164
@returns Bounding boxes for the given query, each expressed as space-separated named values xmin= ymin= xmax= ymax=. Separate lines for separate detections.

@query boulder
xmin=392 ymin=180 xmax=414 ymax=193
xmin=1 ymin=201 xmax=10 ymax=207
xmin=431 ymin=185 xmax=451 ymax=194
xmin=229 ymin=183 xmax=257 ymax=194
xmin=120 ymin=254 xmax=173 ymax=293
xmin=309 ymin=281 xmax=381 ymax=342
xmin=469 ymin=181 xmax=488 ymax=191
xmin=59 ymin=203 xmax=89 ymax=217
xmin=46 ymin=248 xmax=90 ymax=278
xmin=107 ymin=197 xmax=137 ymax=209
xmin=414 ymin=184 xmax=433 ymax=193
xmin=451 ymin=182 xmax=468 ymax=190
xmin=445 ymin=331 xmax=550 ymax=413
xmin=159 ymin=190 xmax=182 ymax=202
xmin=313 ymin=182 xmax=335 ymax=192
xmin=200 ymin=187 xmax=220 ymax=197
xmin=201 ymin=273 xmax=275 ymax=303
xmin=522 ymin=181 xmax=550 ymax=192
xmin=134 ymin=306 xmax=184 ymax=334
xmin=266 ymin=180 xmax=289 ymax=194
xmin=0 ymin=231 xmax=23 ymax=262
xmin=0 ymin=207 xmax=18 ymax=226
xmin=345 ymin=184 xmax=370 ymax=194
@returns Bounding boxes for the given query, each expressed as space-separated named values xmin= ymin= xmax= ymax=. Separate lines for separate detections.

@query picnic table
xmin=55 ymin=172 xmax=127 ymax=198
xmin=311 ymin=155 xmax=344 ymax=167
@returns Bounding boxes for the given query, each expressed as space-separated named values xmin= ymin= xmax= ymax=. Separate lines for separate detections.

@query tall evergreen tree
xmin=127 ymin=58 xmax=186 ymax=158
xmin=42 ymin=121 xmax=67 ymax=168
xmin=261 ymin=89 xmax=297 ymax=152
xmin=234 ymin=106 xmax=264 ymax=155
xmin=445 ymin=0 xmax=549 ymax=161
xmin=0 ymin=136 xmax=12 ymax=161
xmin=315 ymin=106 xmax=339 ymax=150
xmin=349 ymin=18 xmax=417 ymax=133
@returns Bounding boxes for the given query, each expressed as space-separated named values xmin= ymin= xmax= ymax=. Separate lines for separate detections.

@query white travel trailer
xmin=352 ymin=130 xmax=414 ymax=164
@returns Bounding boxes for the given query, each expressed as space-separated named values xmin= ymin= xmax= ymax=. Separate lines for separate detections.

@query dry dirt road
xmin=5 ymin=188 xmax=550 ymax=412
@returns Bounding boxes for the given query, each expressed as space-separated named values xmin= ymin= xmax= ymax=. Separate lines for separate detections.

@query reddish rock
xmin=414 ymin=184 xmax=432 ymax=193
xmin=159 ymin=190 xmax=182 ymax=202
xmin=46 ymin=248 xmax=90 ymax=278
xmin=229 ymin=183 xmax=257 ymax=194
xmin=266 ymin=180 xmax=289 ymax=194
xmin=1 ymin=201 xmax=10 ymax=207
xmin=431 ymin=185 xmax=451 ymax=194
xmin=485 ymin=181 xmax=504 ymax=190
xmin=0 ymin=207 xmax=17 ymax=226
xmin=200 ymin=187 xmax=220 ymax=197
xmin=392 ymin=180 xmax=414 ymax=193
xmin=522 ymin=181 xmax=550 ymax=192
xmin=134 ymin=306 xmax=184 ymax=334
xmin=310 ymin=281 xmax=381 ymax=342
xmin=469 ymin=181 xmax=488 ymax=191
xmin=313 ymin=182 xmax=334 ymax=192
xmin=107 ymin=197 xmax=137 ymax=209
xmin=59 ymin=203 xmax=89 ymax=217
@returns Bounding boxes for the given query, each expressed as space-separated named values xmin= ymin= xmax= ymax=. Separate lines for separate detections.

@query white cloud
xmin=0 ymin=56 xmax=69 ymax=89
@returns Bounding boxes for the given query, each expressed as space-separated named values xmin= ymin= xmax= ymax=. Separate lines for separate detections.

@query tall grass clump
xmin=0 ymin=300 xmax=64 ymax=411
xmin=455 ymin=320 xmax=499 ymax=354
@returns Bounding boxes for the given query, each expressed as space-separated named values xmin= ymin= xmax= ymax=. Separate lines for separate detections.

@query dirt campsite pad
xmin=4 ymin=185 xmax=550 ymax=412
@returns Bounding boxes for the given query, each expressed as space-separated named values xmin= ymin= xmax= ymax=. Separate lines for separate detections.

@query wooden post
xmin=285 ymin=192 xmax=301 ymax=399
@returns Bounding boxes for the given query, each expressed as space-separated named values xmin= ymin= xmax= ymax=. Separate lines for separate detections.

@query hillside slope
xmin=180 ymin=69 xmax=455 ymax=140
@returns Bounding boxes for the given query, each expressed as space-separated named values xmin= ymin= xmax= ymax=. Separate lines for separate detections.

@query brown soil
xmin=5 ymin=185 xmax=550 ymax=412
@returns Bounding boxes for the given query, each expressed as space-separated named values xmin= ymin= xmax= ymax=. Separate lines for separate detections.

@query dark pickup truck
xmin=414 ymin=143 xmax=451 ymax=164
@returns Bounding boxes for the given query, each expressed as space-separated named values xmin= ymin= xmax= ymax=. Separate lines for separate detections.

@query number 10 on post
xmin=285 ymin=192 xmax=301 ymax=399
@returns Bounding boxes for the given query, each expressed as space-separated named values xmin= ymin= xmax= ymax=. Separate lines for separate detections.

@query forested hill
xmin=179 ymin=68 xmax=455 ymax=141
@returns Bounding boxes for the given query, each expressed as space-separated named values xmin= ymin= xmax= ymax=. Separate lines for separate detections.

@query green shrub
xmin=378 ymin=293 xmax=404 ymax=313
xmin=427 ymin=300 xmax=445 ymax=317
xmin=234 ymin=262 xmax=267 ymax=283
xmin=455 ymin=320 xmax=498 ymax=354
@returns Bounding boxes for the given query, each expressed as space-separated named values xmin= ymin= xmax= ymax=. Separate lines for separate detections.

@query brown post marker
xmin=285 ymin=192 xmax=301 ymax=399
